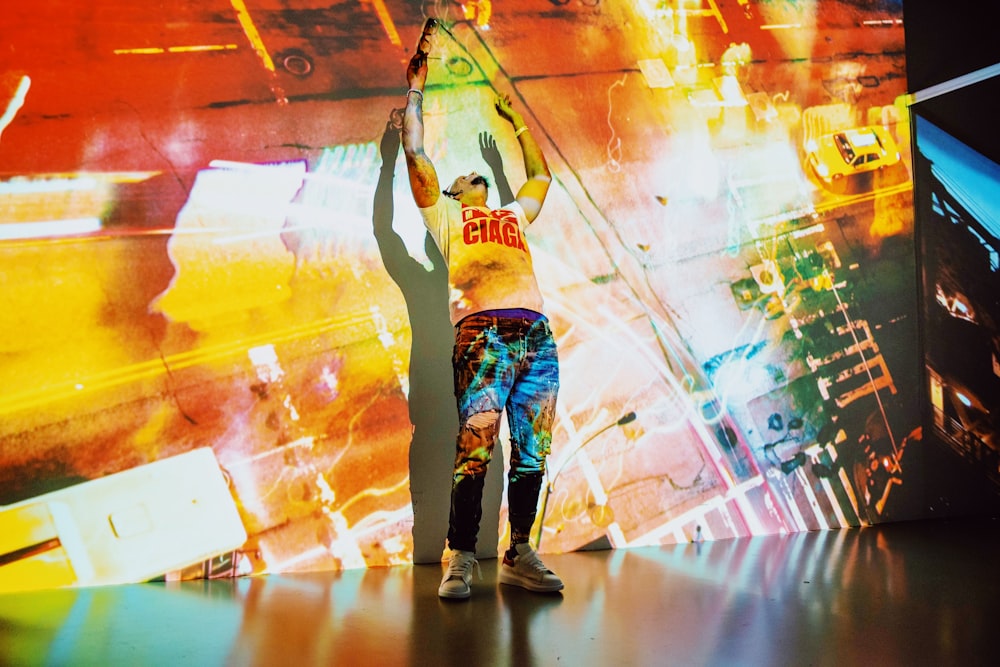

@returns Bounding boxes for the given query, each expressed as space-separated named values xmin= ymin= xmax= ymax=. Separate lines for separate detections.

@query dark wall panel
xmin=904 ymin=1 xmax=1000 ymax=93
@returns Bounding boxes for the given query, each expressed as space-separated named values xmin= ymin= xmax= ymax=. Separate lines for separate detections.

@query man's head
xmin=443 ymin=172 xmax=490 ymax=206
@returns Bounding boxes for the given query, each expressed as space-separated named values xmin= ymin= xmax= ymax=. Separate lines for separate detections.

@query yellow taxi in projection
xmin=806 ymin=126 xmax=901 ymax=184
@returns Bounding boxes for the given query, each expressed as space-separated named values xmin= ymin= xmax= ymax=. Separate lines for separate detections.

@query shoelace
xmin=446 ymin=553 xmax=481 ymax=580
xmin=517 ymin=549 xmax=551 ymax=574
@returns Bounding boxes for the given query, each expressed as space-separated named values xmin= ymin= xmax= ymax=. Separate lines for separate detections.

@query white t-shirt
xmin=420 ymin=196 xmax=545 ymax=325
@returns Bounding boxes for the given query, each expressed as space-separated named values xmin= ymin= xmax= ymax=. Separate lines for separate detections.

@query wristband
xmin=514 ymin=126 xmax=529 ymax=138
xmin=407 ymin=88 xmax=424 ymax=100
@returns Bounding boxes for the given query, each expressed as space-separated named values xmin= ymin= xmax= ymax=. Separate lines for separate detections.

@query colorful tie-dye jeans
xmin=447 ymin=311 xmax=560 ymax=553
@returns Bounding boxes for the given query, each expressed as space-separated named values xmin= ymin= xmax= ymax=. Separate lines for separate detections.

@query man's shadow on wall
xmin=373 ymin=112 xmax=507 ymax=562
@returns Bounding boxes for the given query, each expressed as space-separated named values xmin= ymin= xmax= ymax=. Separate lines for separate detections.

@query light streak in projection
xmin=0 ymin=173 xmax=157 ymax=193
xmin=369 ymin=0 xmax=403 ymax=48
xmin=863 ymin=19 xmax=904 ymax=27
xmin=0 ymin=176 xmax=110 ymax=240
xmin=605 ymin=75 xmax=627 ymax=173
xmin=0 ymin=75 xmax=30 ymax=142
xmin=335 ymin=476 xmax=411 ymax=517
xmin=114 ymin=45 xmax=239 ymax=55
xmin=702 ymin=0 xmax=728 ymax=34
xmin=0 ymin=177 xmax=96 ymax=193
xmin=833 ymin=455 xmax=863 ymax=522
xmin=804 ymin=444 xmax=849 ymax=526
xmin=0 ymin=310 xmax=372 ymax=417
xmin=772 ymin=471 xmax=809 ymax=532
xmin=228 ymin=0 xmax=287 ymax=105
xmin=236 ymin=436 xmax=315 ymax=467
xmin=794 ymin=465 xmax=829 ymax=530
xmin=0 ymin=218 xmax=101 ymax=241
xmin=229 ymin=0 xmax=275 ymax=71
xmin=576 ymin=452 xmax=626 ymax=543
xmin=1 ymin=173 xmax=154 ymax=242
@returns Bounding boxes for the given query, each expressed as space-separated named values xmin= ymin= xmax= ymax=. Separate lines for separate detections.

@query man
xmin=401 ymin=49 xmax=563 ymax=599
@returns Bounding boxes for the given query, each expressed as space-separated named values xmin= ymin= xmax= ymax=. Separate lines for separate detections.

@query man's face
xmin=445 ymin=172 xmax=489 ymax=204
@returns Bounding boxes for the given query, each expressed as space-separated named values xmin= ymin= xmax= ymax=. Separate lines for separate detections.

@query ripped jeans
xmin=447 ymin=311 xmax=560 ymax=553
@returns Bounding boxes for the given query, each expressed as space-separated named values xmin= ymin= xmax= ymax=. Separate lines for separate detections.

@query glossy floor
xmin=2 ymin=517 xmax=999 ymax=666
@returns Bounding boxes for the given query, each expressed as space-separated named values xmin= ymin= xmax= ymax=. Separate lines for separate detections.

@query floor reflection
xmin=2 ymin=518 xmax=999 ymax=666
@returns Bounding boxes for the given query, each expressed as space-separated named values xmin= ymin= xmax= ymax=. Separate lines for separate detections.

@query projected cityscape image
xmin=0 ymin=0 xmax=917 ymax=591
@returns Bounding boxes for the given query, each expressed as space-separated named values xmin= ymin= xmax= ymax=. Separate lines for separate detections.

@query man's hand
xmin=406 ymin=52 xmax=428 ymax=92
xmin=494 ymin=92 xmax=550 ymax=222
xmin=493 ymin=93 xmax=524 ymax=128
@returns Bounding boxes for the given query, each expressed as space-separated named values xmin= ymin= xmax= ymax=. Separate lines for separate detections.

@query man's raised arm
xmin=494 ymin=94 xmax=551 ymax=223
xmin=401 ymin=52 xmax=440 ymax=209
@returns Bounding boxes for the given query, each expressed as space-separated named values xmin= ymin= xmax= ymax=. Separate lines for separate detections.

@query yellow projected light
xmin=0 ymin=448 xmax=247 ymax=593
xmin=0 ymin=503 xmax=80 ymax=591
xmin=0 ymin=176 xmax=108 ymax=241
xmin=0 ymin=0 xmax=916 ymax=574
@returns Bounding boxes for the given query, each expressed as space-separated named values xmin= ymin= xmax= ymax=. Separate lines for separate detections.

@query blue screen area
xmin=915 ymin=110 xmax=1000 ymax=493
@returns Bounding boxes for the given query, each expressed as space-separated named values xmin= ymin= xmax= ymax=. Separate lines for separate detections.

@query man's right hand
xmin=406 ymin=52 xmax=428 ymax=92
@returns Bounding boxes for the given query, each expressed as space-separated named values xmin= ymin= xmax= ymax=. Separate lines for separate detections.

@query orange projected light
xmin=0 ymin=0 xmax=919 ymax=589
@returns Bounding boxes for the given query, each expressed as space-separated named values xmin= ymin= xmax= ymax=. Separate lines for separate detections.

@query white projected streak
xmin=605 ymin=75 xmax=627 ymax=173
xmin=0 ymin=75 xmax=30 ymax=142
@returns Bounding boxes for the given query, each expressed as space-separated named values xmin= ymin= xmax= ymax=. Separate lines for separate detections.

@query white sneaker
xmin=438 ymin=550 xmax=479 ymax=599
xmin=499 ymin=543 xmax=564 ymax=592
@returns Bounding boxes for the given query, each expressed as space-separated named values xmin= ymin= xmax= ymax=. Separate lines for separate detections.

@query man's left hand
xmin=493 ymin=93 xmax=523 ymax=127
